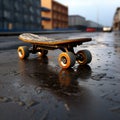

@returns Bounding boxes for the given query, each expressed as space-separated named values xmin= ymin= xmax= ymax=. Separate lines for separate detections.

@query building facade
xmin=41 ymin=0 xmax=68 ymax=30
xmin=68 ymin=15 xmax=87 ymax=30
xmin=0 ymin=0 xmax=41 ymax=31
xmin=86 ymin=20 xmax=102 ymax=28
xmin=68 ymin=15 xmax=102 ymax=31
xmin=113 ymin=7 xmax=120 ymax=31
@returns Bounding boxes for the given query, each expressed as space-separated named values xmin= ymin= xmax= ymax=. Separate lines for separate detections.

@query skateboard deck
xmin=19 ymin=33 xmax=92 ymax=46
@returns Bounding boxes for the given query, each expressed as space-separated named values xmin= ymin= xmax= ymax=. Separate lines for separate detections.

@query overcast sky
xmin=57 ymin=0 xmax=120 ymax=26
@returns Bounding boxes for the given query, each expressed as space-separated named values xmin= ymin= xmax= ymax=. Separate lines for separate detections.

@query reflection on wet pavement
xmin=18 ymin=57 xmax=92 ymax=96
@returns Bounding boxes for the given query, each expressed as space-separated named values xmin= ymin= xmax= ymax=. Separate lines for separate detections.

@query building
xmin=68 ymin=15 xmax=87 ymax=30
xmin=113 ymin=7 xmax=120 ymax=31
xmin=86 ymin=20 xmax=103 ymax=31
xmin=0 ymin=0 xmax=41 ymax=31
xmin=68 ymin=15 xmax=103 ymax=31
xmin=86 ymin=20 xmax=103 ymax=32
xmin=86 ymin=20 xmax=103 ymax=28
xmin=41 ymin=0 xmax=68 ymax=30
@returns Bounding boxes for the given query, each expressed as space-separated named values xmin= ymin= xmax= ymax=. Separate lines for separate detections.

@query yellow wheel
xmin=76 ymin=50 xmax=92 ymax=65
xmin=17 ymin=46 xmax=29 ymax=59
xmin=58 ymin=52 xmax=76 ymax=69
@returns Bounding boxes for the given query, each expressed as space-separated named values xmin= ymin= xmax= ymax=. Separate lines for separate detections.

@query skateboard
xmin=17 ymin=33 xmax=92 ymax=69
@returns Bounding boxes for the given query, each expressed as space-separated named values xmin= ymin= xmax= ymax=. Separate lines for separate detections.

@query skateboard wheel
xmin=17 ymin=46 xmax=29 ymax=59
xmin=76 ymin=50 xmax=92 ymax=65
xmin=38 ymin=50 xmax=48 ymax=57
xmin=58 ymin=52 xmax=76 ymax=69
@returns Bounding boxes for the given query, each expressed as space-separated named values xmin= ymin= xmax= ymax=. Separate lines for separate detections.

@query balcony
xmin=41 ymin=17 xmax=51 ymax=21
xmin=41 ymin=7 xmax=51 ymax=12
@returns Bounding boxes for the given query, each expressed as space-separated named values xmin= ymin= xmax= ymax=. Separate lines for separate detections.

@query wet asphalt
xmin=0 ymin=32 xmax=120 ymax=120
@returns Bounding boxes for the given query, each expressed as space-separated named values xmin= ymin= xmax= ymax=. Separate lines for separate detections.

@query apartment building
xmin=41 ymin=0 xmax=68 ymax=30
xmin=69 ymin=15 xmax=87 ymax=30
xmin=113 ymin=7 xmax=120 ymax=31
xmin=0 ymin=0 xmax=41 ymax=31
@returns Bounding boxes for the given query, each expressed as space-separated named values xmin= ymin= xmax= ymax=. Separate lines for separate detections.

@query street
xmin=0 ymin=32 xmax=120 ymax=120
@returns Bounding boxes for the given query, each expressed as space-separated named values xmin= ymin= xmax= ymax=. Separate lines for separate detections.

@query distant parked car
xmin=86 ymin=28 xmax=96 ymax=32
xmin=103 ymin=27 xmax=112 ymax=32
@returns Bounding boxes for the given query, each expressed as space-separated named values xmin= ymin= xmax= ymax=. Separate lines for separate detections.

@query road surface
xmin=0 ymin=32 xmax=120 ymax=120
